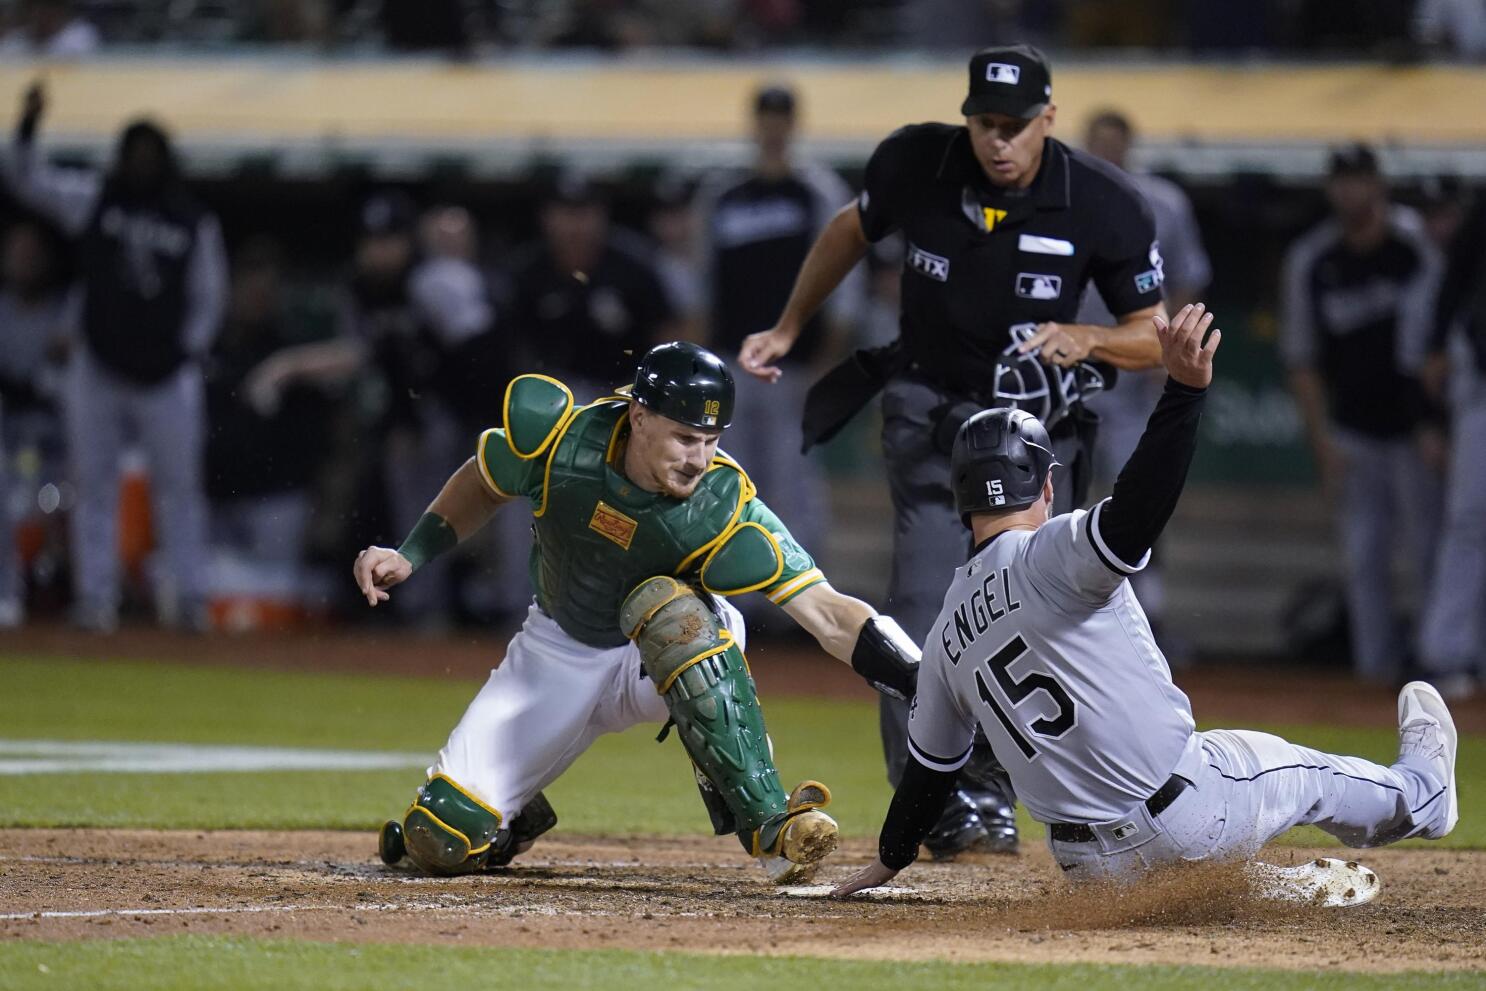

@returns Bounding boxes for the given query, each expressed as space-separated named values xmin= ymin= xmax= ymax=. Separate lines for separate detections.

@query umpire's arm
xmin=1019 ymin=302 xmax=1165 ymax=371
xmin=738 ymin=204 xmax=870 ymax=382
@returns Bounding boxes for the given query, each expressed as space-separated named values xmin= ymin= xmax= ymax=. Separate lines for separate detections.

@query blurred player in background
xmin=0 ymin=217 xmax=71 ymax=628
xmin=204 ymin=237 xmax=333 ymax=591
xmin=3 ymin=82 xmax=227 ymax=633
xmin=244 ymin=193 xmax=504 ymax=627
xmin=1078 ymin=109 xmax=1211 ymax=488
xmin=696 ymin=84 xmax=862 ymax=587
xmin=508 ymin=171 xmax=679 ymax=397
xmin=1281 ymin=144 xmax=1443 ymax=685
xmin=1076 ymin=108 xmax=1211 ymax=662
xmin=646 ymin=173 xmax=705 ymax=343
xmin=1418 ymin=186 xmax=1486 ymax=700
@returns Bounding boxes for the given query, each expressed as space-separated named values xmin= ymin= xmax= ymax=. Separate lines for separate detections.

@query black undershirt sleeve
xmin=1095 ymin=377 xmax=1207 ymax=567
xmin=878 ymin=757 xmax=960 ymax=871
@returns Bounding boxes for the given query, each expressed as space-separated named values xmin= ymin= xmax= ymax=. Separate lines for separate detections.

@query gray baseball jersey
xmin=906 ymin=500 xmax=1196 ymax=824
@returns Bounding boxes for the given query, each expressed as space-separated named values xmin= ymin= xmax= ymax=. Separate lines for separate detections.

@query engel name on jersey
xmin=907 ymin=503 xmax=1196 ymax=824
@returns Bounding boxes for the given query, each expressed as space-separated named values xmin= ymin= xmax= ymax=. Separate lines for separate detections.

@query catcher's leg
xmin=379 ymin=607 xmax=615 ymax=874
xmin=621 ymin=577 xmax=839 ymax=879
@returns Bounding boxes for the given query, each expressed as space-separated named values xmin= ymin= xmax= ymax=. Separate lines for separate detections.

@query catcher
xmin=357 ymin=342 xmax=920 ymax=881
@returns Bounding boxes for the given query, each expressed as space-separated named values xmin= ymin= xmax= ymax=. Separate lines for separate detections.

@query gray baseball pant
xmin=65 ymin=349 xmax=207 ymax=621
xmin=1331 ymin=427 xmax=1441 ymax=682
xmin=1419 ymin=366 xmax=1486 ymax=678
xmin=1048 ymin=728 xmax=1450 ymax=879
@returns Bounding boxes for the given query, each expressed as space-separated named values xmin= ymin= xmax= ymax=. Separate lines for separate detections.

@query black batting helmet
xmin=632 ymin=342 xmax=734 ymax=430
xmin=951 ymin=408 xmax=1059 ymax=524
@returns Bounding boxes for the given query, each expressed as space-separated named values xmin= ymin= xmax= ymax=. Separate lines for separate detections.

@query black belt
xmin=1046 ymin=774 xmax=1191 ymax=844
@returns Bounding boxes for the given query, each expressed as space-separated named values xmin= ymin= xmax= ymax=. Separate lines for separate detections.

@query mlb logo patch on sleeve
xmin=1016 ymin=273 xmax=1062 ymax=300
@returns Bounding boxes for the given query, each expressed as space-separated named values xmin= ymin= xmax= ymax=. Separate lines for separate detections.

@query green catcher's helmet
xmin=631 ymin=342 xmax=734 ymax=430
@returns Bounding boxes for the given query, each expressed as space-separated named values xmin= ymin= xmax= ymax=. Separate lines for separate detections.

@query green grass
xmin=0 ymin=939 xmax=1476 ymax=991
xmin=0 ymin=656 xmax=1481 ymax=848
xmin=0 ymin=656 xmax=893 ymax=836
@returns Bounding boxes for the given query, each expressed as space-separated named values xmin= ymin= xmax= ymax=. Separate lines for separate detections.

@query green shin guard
xmin=622 ymin=578 xmax=788 ymax=849
xmin=400 ymin=775 xmax=504 ymax=875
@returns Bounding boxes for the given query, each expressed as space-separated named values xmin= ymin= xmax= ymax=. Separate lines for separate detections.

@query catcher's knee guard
xmin=400 ymin=774 xmax=505 ymax=876
xmin=621 ymin=577 xmax=787 ymax=839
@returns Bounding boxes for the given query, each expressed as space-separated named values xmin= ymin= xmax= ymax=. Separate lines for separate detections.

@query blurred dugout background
xmin=1 ymin=0 xmax=1484 ymax=692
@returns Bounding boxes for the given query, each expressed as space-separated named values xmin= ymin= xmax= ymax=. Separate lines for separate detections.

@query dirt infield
xmin=1 ymin=830 xmax=1482 ymax=973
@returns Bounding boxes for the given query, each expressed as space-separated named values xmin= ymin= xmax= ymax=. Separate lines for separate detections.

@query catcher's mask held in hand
xmin=992 ymin=323 xmax=1107 ymax=428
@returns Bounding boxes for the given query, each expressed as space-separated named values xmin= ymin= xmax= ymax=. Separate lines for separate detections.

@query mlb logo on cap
xmin=985 ymin=62 xmax=1021 ymax=84
xmin=962 ymin=44 xmax=1052 ymax=120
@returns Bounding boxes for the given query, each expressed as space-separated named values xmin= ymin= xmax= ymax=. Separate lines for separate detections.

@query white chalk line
xmin=0 ymin=739 xmax=428 ymax=775
xmin=0 ymin=902 xmax=735 ymax=923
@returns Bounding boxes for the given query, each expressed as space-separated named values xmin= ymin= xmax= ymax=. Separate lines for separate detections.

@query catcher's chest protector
xmin=530 ymin=402 xmax=748 ymax=648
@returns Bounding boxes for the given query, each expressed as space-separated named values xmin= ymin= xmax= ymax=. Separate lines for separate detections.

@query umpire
xmin=740 ymin=44 xmax=1167 ymax=857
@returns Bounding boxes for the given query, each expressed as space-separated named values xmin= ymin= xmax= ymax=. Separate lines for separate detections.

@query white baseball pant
xmin=430 ymin=596 xmax=747 ymax=822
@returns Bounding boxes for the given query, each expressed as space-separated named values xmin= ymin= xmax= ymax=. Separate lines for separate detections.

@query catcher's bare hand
xmin=353 ymin=546 xmax=412 ymax=607
xmin=1019 ymin=322 xmax=1097 ymax=368
xmin=738 ymin=326 xmax=795 ymax=383
xmin=830 ymin=857 xmax=900 ymax=898
xmin=1153 ymin=302 xmax=1220 ymax=390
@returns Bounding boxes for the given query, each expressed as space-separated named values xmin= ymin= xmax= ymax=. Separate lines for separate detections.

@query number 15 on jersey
xmin=973 ymin=634 xmax=1077 ymax=760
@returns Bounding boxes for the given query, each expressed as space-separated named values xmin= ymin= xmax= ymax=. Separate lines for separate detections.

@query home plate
xmin=1246 ymin=857 xmax=1381 ymax=907
xmin=779 ymin=885 xmax=920 ymax=900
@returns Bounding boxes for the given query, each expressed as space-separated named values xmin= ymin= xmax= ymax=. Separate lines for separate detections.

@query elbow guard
xmin=851 ymin=615 xmax=920 ymax=700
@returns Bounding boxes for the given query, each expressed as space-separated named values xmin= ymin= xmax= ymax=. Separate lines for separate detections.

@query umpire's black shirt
xmin=858 ymin=124 xmax=1165 ymax=391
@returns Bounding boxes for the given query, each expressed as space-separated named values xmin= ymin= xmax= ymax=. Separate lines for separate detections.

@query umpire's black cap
xmin=951 ymin=408 xmax=1059 ymax=524
xmin=961 ymin=44 xmax=1052 ymax=119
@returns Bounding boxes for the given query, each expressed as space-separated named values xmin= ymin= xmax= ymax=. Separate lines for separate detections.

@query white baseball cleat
xmin=1246 ymin=858 xmax=1381 ymax=908
xmin=1398 ymin=680 xmax=1458 ymax=838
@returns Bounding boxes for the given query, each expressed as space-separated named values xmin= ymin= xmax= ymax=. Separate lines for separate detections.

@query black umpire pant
xmin=878 ymin=374 xmax=1094 ymax=785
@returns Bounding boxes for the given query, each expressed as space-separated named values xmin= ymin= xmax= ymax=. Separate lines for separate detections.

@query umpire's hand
xmin=1153 ymin=302 xmax=1221 ymax=389
xmin=738 ymin=326 xmax=795 ymax=383
xmin=353 ymin=546 xmax=413 ymax=606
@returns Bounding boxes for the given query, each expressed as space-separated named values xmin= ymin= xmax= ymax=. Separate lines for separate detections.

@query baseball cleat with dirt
xmin=774 ymin=809 xmax=840 ymax=882
xmin=1398 ymin=680 xmax=1458 ymax=838
xmin=1246 ymin=857 xmax=1381 ymax=907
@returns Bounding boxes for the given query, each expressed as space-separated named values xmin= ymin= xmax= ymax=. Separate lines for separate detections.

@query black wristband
xmin=851 ymin=616 xmax=920 ymax=700
xmin=397 ymin=512 xmax=458 ymax=572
